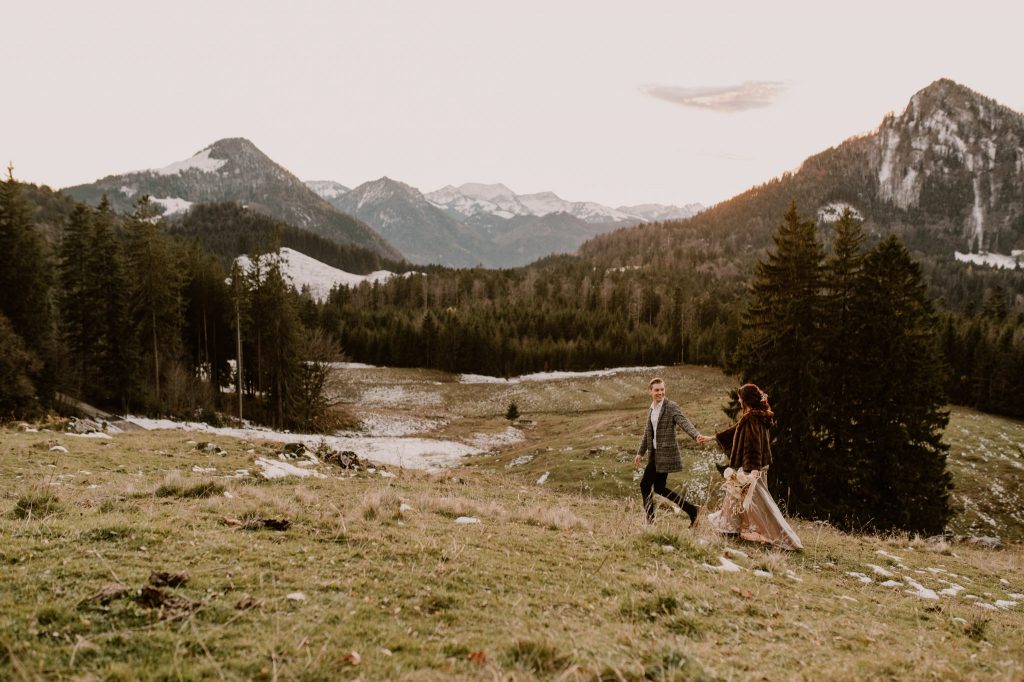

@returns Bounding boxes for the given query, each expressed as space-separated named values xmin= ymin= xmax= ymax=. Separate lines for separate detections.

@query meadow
xmin=1 ymin=364 xmax=1022 ymax=680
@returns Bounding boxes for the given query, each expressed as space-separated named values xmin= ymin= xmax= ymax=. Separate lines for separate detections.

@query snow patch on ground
xmin=150 ymin=196 xmax=193 ymax=215
xmin=703 ymin=556 xmax=742 ymax=573
xmin=126 ymin=415 xmax=479 ymax=471
xmin=359 ymin=385 xmax=442 ymax=407
xmin=459 ymin=366 xmax=662 ymax=384
xmin=469 ymin=427 xmax=525 ymax=449
xmin=236 ymin=248 xmax=402 ymax=301
xmin=255 ymin=457 xmax=327 ymax=479
xmin=955 ymin=251 xmax=1022 ymax=270
xmin=817 ymin=202 xmax=863 ymax=223
xmin=351 ymin=413 xmax=446 ymax=437
xmin=903 ymin=576 xmax=940 ymax=600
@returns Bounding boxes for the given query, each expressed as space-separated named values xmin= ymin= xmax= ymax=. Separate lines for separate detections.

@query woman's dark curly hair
xmin=738 ymin=383 xmax=772 ymax=414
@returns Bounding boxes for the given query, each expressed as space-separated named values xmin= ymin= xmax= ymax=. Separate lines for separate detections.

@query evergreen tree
xmin=88 ymin=199 xmax=135 ymax=410
xmin=818 ymin=209 xmax=869 ymax=522
xmin=731 ymin=202 xmax=826 ymax=514
xmin=124 ymin=197 xmax=185 ymax=410
xmin=57 ymin=204 xmax=97 ymax=396
xmin=0 ymin=167 xmax=55 ymax=401
xmin=849 ymin=236 xmax=952 ymax=533
xmin=0 ymin=313 xmax=42 ymax=419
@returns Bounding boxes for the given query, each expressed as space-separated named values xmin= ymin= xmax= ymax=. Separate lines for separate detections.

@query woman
xmin=698 ymin=383 xmax=802 ymax=550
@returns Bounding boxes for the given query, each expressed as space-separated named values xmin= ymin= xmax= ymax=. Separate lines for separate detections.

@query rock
xmin=323 ymin=450 xmax=362 ymax=469
xmin=50 ymin=445 xmax=69 ymax=453
xmin=67 ymin=417 xmax=104 ymax=434
xmin=235 ymin=594 xmax=263 ymax=610
xmin=286 ymin=591 xmax=307 ymax=602
xmin=194 ymin=442 xmax=218 ymax=452
xmin=282 ymin=442 xmax=308 ymax=458
xmin=455 ymin=517 xmax=481 ymax=524
xmin=965 ymin=535 xmax=1002 ymax=550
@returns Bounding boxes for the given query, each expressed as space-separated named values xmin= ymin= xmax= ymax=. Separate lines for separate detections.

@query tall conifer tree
xmin=732 ymin=201 xmax=825 ymax=514
xmin=818 ymin=209 xmax=869 ymax=522
xmin=0 ymin=167 xmax=55 ymax=401
xmin=852 ymin=236 xmax=951 ymax=533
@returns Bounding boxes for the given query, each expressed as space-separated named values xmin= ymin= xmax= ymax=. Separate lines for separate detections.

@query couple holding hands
xmin=633 ymin=377 xmax=802 ymax=551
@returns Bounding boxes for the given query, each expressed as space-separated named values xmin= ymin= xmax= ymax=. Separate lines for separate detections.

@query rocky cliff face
xmin=870 ymin=79 xmax=1024 ymax=253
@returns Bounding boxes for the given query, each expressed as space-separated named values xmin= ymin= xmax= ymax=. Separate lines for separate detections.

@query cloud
xmin=641 ymin=80 xmax=786 ymax=112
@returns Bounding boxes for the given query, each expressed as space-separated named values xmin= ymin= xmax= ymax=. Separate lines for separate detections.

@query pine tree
xmin=57 ymin=204 xmax=97 ymax=396
xmin=88 ymin=199 xmax=135 ymax=410
xmin=732 ymin=202 xmax=826 ymax=514
xmin=0 ymin=167 xmax=55 ymax=401
xmin=124 ymin=197 xmax=185 ymax=410
xmin=0 ymin=312 xmax=42 ymax=419
xmin=818 ymin=209 xmax=869 ymax=522
xmin=851 ymin=236 xmax=952 ymax=533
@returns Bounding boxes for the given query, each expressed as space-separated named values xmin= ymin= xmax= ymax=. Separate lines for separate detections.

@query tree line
xmin=0 ymin=172 xmax=340 ymax=430
xmin=730 ymin=204 xmax=952 ymax=534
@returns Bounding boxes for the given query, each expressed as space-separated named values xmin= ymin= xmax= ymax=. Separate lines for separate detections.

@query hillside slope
xmin=2 ymin=365 xmax=1021 ymax=680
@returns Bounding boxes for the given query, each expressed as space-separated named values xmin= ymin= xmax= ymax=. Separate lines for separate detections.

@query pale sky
xmin=5 ymin=0 xmax=1022 ymax=208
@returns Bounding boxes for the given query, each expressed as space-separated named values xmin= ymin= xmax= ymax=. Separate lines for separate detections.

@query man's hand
xmin=696 ymin=434 xmax=713 ymax=446
xmin=633 ymin=453 xmax=642 ymax=468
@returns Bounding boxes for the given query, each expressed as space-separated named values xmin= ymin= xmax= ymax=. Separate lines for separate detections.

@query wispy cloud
xmin=640 ymin=80 xmax=786 ymax=112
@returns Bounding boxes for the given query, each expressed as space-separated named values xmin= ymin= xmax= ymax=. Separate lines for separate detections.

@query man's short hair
xmin=648 ymin=377 xmax=665 ymax=388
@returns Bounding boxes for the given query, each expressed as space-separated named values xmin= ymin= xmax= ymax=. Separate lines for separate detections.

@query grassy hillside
xmin=2 ymin=365 xmax=1022 ymax=680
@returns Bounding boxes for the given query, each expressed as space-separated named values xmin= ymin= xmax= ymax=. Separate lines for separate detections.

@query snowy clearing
xmin=459 ymin=366 xmax=662 ymax=384
xmin=126 ymin=416 xmax=479 ymax=471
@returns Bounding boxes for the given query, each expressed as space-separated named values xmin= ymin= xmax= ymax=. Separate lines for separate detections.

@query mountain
xmin=872 ymin=78 xmax=1024 ymax=255
xmin=579 ymin=79 xmax=1024 ymax=269
xmin=305 ymin=180 xmax=351 ymax=204
xmin=425 ymin=183 xmax=702 ymax=225
xmin=62 ymin=138 xmax=402 ymax=261
xmin=618 ymin=202 xmax=707 ymax=223
xmin=328 ymin=178 xmax=489 ymax=267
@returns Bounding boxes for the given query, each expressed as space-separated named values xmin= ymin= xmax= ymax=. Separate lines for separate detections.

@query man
xmin=634 ymin=377 xmax=706 ymax=525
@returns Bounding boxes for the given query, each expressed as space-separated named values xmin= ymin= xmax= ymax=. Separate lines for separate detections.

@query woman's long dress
xmin=708 ymin=466 xmax=802 ymax=550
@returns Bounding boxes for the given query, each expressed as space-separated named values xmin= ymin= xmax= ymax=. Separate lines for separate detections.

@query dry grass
xmin=1 ymin=368 xmax=1023 ymax=680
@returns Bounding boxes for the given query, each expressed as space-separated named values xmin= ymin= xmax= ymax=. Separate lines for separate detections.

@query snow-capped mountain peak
xmin=306 ymin=180 xmax=351 ymax=200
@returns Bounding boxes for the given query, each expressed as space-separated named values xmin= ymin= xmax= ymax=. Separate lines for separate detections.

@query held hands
xmin=696 ymin=434 xmax=714 ymax=446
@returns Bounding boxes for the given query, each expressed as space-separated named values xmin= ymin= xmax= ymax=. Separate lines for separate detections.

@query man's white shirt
xmin=650 ymin=401 xmax=663 ymax=441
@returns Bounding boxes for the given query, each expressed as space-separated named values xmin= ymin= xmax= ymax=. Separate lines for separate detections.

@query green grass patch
xmin=11 ymin=489 xmax=62 ymax=519
xmin=154 ymin=480 xmax=224 ymax=499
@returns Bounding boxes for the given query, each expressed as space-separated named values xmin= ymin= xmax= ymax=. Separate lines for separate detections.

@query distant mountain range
xmin=62 ymin=138 xmax=402 ymax=261
xmin=309 ymin=179 xmax=703 ymax=267
xmin=55 ymin=79 xmax=1023 ymax=275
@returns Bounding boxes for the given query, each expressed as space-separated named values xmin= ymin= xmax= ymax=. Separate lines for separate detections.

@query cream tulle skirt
xmin=707 ymin=467 xmax=802 ymax=551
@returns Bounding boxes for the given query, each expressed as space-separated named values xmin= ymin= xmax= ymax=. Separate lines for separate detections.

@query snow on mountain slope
xmin=236 ymin=247 xmax=402 ymax=301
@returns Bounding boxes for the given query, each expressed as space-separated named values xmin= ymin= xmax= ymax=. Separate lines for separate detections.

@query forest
xmin=2 ymin=171 xmax=1023 ymax=438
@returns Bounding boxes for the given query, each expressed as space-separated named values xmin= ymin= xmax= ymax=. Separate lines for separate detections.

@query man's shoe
xmin=683 ymin=502 xmax=699 ymax=527
xmin=715 ymin=461 xmax=728 ymax=477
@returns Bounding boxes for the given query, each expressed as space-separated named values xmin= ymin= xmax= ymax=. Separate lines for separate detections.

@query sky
xmin=4 ymin=0 xmax=1023 ymax=208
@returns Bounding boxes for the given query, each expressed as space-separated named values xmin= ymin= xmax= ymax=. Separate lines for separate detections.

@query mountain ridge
xmin=62 ymin=138 xmax=403 ymax=261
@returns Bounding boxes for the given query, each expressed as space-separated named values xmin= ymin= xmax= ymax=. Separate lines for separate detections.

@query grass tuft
xmin=620 ymin=594 xmax=679 ymax=622
xmin=361 ymin=487 xmax=401 ymax=520
xmin=12 ymin=489 xmax=62 ymax=519
xmin=155 ymin=479 xmax=224 ymax=499
xmin=504 ymin=639 xmax=571 ymax=674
